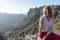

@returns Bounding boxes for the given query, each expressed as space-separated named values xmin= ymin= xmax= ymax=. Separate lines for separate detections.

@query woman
xmin=38 ymin=6 xmax=60 ymax=40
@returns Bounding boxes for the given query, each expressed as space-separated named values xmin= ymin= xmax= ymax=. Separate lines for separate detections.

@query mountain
xmin=5 ymin=5 xmax=60 ymax=38
xmin=0 ymin=13 xmax=26 ymax=32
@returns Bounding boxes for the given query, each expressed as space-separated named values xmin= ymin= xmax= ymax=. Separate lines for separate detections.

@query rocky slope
xmin=5 ymin=5 xmax=60 ymax=38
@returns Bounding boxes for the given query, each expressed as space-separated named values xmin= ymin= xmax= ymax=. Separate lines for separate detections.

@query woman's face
xmin=45 ymin=9 xmax=49 ymax=18
xmin=43 ymin=6 xmax=52 ymax=18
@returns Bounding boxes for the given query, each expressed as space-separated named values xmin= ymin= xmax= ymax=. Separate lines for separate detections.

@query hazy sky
xmin=0 ymin=0 xmax=60 ymax=14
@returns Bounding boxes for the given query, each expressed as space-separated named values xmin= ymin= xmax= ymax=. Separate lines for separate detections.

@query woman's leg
xmin=46 ymin=32 xmax=60 ymax=40
xmin=52 ymin=32 xmax=60 ymax=40
xmin=46 ymin=32 xmax=54 ymax=40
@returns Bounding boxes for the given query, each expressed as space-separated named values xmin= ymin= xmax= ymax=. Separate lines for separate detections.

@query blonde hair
xmin=43 ymin=6 xmax=53 ymax=18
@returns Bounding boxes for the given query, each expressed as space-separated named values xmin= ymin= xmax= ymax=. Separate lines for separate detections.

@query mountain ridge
xmin=5 ymin=5 xmax=60 ymax=38
xmin=0 ymin=13 xmax=26 ymax=32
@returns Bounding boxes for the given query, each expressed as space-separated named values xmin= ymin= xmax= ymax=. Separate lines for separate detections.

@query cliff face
xmin=5 ymin=5 xmax=60 ymax=38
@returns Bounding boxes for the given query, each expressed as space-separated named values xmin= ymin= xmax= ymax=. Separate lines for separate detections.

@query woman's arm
xmin=45 ymin=27 xmax=53 ymax=38
xmin=38 ymin=16 xmax=44 ymax=37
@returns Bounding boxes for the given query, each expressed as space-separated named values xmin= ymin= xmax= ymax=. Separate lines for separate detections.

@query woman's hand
xmin=37 ymin=36 xmax=46 ymax=40
xmin=37 ymin=37 xmax=41 ymax=40
xmin=42 ymin=36 xmax=46 ymax=40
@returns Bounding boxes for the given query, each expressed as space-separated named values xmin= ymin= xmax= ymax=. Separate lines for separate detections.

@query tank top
xmin=39 ymin=14 xmax=54 ymax=32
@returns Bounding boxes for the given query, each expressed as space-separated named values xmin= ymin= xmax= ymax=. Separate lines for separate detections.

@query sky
xmin=0 ymin=0 xmax=60 ymax=14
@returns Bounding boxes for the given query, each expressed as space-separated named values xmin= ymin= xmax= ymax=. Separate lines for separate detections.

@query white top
xmin=39 ymin=14 xmax=54 ymax=32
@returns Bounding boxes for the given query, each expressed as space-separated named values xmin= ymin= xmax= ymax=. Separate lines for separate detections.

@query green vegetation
xmin=53 ymin=18 xmax=60 ymax=32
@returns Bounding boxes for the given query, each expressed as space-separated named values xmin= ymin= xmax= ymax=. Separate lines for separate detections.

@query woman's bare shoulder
xmin=39 ymin=15 xmax=45 ymax=20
